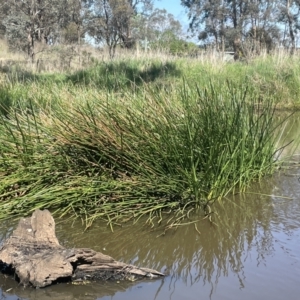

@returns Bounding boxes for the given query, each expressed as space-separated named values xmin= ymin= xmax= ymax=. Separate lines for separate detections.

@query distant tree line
xmin=181 ymin=0 xmax=300 ymax=58
xmin=0 ymin=0 xmax=197 ymax=61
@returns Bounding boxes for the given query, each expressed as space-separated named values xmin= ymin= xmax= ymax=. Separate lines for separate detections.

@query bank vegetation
xmin=0 ymin=49 xmax=299 ymax=228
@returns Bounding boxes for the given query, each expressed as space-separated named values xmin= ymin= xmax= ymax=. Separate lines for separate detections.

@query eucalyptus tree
xmin=245 ymin=0 xmax=280 ymax=53
xmin=181 ymin=0 xmax=283 ymax=56
xmin=60 ymin=0 xmax=93 ymax=45
xmin=88 ymin=0 xmax=153 ymax=57
xmin=181 ymin=0 xmax=249 ymax=56
xmin=88 ymin=0 xmax=128 ymax=58
xmin=0 ymin=1 xmax=9 ymax=38
xmin=277 ymin=0 xmax=300 ymax=54
xmin=0 ymin=0 xmax=74 ymax=61
xmin=183 ymin=0 xmax=227 ymax=51
xmin=132 ymin=8 xmax=183 ymax=51
xmin=148 ymin=8 xmax=183 ymax=44
xmin=124 ymin=0 xmax=154 ymax=46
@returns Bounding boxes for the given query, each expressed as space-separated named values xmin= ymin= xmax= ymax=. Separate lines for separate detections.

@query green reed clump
xmin=0 ymin=81 xmax=287 ymax=226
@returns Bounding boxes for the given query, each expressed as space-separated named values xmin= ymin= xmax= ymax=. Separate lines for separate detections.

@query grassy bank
xmin=0 ymin=53 xmax=297 ymax=227
xmin=2 ymin=50 xmax=300 ymax=107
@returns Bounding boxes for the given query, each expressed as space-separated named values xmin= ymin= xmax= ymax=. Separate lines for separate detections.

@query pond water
xmin=0 ymin=113 xmax=299 ymax=300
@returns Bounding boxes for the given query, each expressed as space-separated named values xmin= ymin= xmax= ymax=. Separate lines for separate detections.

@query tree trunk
xmin=0 ymin=209 xmax=164 ymax=288
xmin=78 ymin=24 xmax=81 ymax=67
xmin=286 ymin=0 xmax=295 ymax=55
xmin=233 ymin=37 xmax=241 ymax=60
xmin=27 ymin=31 xmax=35 ymax=63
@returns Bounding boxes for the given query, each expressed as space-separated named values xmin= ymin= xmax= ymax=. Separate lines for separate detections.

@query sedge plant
xmin=0 ymin=79 xmax=290 ymax=228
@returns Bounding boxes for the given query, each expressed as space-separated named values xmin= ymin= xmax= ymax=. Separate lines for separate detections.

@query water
xmin=0 ymin=113 xmax=299 ymax=300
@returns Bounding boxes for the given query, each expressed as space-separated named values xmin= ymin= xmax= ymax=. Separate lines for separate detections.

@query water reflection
xmin=2 ymin=166 xmax=298 ymax=300
xmin=0 ymin=278 xmax=141 ymax=300
xmin=275 ymin=111 xmax=300 ymax=159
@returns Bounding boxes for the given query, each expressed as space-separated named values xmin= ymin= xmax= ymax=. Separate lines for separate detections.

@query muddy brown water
xmin=0 ymin=113 xmax=299 ymax=300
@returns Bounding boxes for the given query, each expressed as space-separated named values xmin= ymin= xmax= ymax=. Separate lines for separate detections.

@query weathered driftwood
xmin=0 ymin=209 xmax=164 ymax=288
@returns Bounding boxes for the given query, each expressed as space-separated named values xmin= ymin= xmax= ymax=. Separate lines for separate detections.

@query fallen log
xmin=0 ymin=209 xmax=164 ymax=288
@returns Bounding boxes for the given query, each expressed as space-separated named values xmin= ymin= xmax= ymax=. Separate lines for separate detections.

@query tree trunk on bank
xmin=286 ymin=0 xmax=296 ymax=55
xmin=233 ymin=37 xmax=241 ymax=60
xmin=28 ymin=31 xmax=35 ymax=63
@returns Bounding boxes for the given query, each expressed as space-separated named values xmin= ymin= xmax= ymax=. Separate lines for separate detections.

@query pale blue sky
xmin=154 ymin=0 xmax=187 ymax=22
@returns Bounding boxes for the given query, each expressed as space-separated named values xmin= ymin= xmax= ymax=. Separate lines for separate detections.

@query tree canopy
xmin=181 ymin=0 xmax=300 ymax=56
xmin=1 ymin=0 xmax=298 ymax=60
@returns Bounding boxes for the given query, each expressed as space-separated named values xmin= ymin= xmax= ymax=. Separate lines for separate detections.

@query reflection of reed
xmin=270 ymin=168 xmax=300 ymax=229
xmin=1 ymin=166 xmax=299 ymax=300
xmin=0 ymin=275 xmax=138 ymax=300
xmin=275 ymin=112 xmax=300 ymax=159
xmin=0 ymin=220 xmax=16 ymax=248
xmin=55 ymin=181 xmax=278 ymax=293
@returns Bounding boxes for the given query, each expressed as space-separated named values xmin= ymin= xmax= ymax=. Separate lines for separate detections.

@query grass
xmin=4 ymin=54 xmax=300 ymax=108
xmin=0 ymin=51 xmax=298 ymax=228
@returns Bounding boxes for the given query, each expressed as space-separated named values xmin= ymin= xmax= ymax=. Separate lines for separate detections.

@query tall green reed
xmin=0 ymin=80 xmax=289 ymax=227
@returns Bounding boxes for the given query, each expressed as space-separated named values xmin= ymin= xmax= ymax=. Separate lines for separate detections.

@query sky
xmin=154 ymin=0 xmax=187 ymax=22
